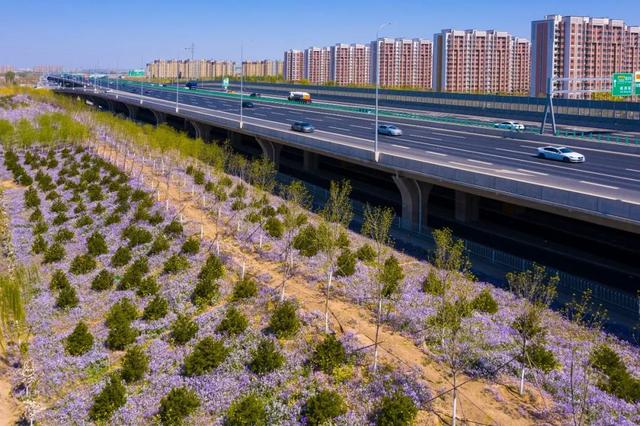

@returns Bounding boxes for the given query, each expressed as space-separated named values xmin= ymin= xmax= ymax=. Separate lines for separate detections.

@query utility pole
xmin=185 ymin=43 xmax=195 ymax=82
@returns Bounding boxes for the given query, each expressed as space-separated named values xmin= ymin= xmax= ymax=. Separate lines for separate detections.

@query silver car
xmin=494 ymin=121 xmax=525 ymax=131
xmin=378 ymin=124 xmax=403 ymax=136
xmin=537 ymin=146 xmax=585 ymax=163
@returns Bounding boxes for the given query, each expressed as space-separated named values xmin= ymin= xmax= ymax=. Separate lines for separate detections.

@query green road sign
xmin=635 ymin=72 xmax=640 ymax=96
xmin=222 ymin=77 xmax=229 ymax=89
xmin=128 ymin=70 xmax=145 ymax=77
xmin=612 ymin=73 xmax=633 ymax=97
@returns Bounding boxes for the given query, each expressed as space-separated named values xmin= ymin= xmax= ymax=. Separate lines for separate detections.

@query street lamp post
xmin=374 ymin=22 xmax=391 ymax=162
xmin=240 ymin=43 xmax=244 ymax=129
xmin=140 ymin=56 xmax=144 ymax=104
xmin=176 ymin=58 xmax=180 ymax=113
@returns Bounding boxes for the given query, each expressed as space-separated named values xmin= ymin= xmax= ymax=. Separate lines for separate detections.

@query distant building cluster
xmin=145 ymin=59 xmax=236 ymax=79
xmin=241 ymin=60 xmax=284 ymax=78
xmin=282 ymin=14 xmax=640 ymax=96
xmin=33 ymin=64 xmax=63 ymax=73
xmin=0 ymin=65 xmax=15 ymax=73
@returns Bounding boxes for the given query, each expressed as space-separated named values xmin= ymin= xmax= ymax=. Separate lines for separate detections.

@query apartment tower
xmin=330 ymin=43 xmax=371 ymax=85
xmin=304 ymin=47 xmax=331 ymax=84
xmin=283 ymin=49 xmax=304 ymax=81
xmin=370 ymin=38 xmax=433 ymax=88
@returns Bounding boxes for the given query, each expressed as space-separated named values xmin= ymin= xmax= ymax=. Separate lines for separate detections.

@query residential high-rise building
xmin=283 ymin=50 xmax=304 ymax=81
xmin=330 ymin=43 xmax=370 ymax=85
xmin=370 ymin=38 xmax=433 ymax=88
xmin=146 ymin=59 xmax=235 ymax=79
xmin=0 ymin=65 xmax=15 ymax=74
xmin=241 ymin=60 xmax=283 ymax=78
xmin=33 ymin=65 xmax=63 ymax=74
xmin=530 ymin=15 xmax=640 ymax=98
xmin=304 ymin=47 xmax=331 ymax=84
xmin=433 ymin=29 xmax=530 ymax=94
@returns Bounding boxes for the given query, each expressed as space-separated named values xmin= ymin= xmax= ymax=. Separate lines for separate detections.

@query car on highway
xmin=249 ymin=93 xmax=261 ymax=97
xmin=537 ymin=146 xmax=585 ymax=163
xmin=494 ymin=121 xmax=525 ymax=131
xmin=291 ymin=121 xmax=315 ymax=133
xmin=242 ymin=101 xmax=255 ymax=108
xmin=378 ymin=124 xmax=403 ymax=136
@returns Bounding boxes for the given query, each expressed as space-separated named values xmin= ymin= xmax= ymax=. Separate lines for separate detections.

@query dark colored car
xmin=242 ymin=101 xmax=255 ymax=108
xmin=291 ymin=121 xmax=315 ymax=133
xmin=249 ymin=92 xmax=261 ymax=97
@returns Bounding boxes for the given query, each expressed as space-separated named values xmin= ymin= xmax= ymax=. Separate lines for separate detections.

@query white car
xmin=494 ymin=121 xmax=525 ymax=131
xmin=378 ymin=125 xmax=403 ymax=136
xmin=537 ymin=146 xmax=585 ymax=163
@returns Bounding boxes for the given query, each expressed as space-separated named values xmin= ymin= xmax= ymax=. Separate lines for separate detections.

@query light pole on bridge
xmin=374 ymin=22 xmax=391 ymax=163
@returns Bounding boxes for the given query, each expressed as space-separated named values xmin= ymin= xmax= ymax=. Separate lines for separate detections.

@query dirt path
xmin=103 ymin=144 xmax=557 ymax=425
xmin=0 ymin=364 xmax=20 ymax=426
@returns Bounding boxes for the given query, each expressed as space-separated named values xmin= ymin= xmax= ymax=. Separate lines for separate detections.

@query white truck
xmin=287 ymin=91 xmax=312 ymax=103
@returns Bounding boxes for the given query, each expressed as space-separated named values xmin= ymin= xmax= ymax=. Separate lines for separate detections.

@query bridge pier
xmin=392 ymin=175 xmax=432 ymax=233
xmin=255 ymin=137 xmax=282 ymax=166
xmin=152 ymin=111 xmax=167 ymax=125
xmin=125 ymin=104 xmax=139 ymax=120
xmin=303 ymin=151 xmax=319 ymax=172
xmin=455 ymin=191 xmax=480 ymax=223
xmin=188 ymin=121 xmax=212 ymax=142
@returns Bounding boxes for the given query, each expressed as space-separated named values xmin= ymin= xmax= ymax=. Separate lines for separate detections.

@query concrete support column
xmin=255 ymin=137 xmax=282 ymax=166
xmin=106 ymin=100 xmax=116 ymax=113
xmin=392 ymin=175 xmax=432 ymax=233
xmin=303 ymin=151 xmax=319 ymax=172
xmin=125 ymin=104 xmax=139 ymax=120
xmin=189 ymin=121 xmax=212 ymax=142
xmin=455 ymin=191 xmax=480 ymax=223
xmin=152 ymin=110 xmax=166 ymax=125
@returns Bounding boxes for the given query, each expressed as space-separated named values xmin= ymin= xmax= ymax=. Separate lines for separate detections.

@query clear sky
xmin=1 ymin=0 xmax=638 ymax=70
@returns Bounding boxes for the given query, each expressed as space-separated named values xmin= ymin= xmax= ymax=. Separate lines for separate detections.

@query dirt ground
xmin=105 ymin=144 xmax=557 ymax=426
xmin=0 ymin=364 xmax=20 ymax=426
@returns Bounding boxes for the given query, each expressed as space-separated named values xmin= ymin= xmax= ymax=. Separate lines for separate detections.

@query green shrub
xmin=183 ymin=337 xmax=229 ymax=376
xmin=198 ymin=254 xmax=225 ymax=282
xmin=111 ymin=246 xmax=132 ymax=268
xmin=248 ymin=339 xmax=284 ymax=375
xmin=337 ymin=231 xmax=350 ymax=249
xmin=93 ymin=202 xmax=106 ymax=215
xmin=24 ymin=187 xmax=40 ymax=208
xmin=158 ymin=387 xmax=200 ymax=426
xmin=230 ymin=183 xmax=247 ymax=198
xmin=119 ymin=258 xmax=149 ymax=290
xmin=52 ymin=212 xmax=69 ymax=225
xmin=163 ymin=254 xmax=190 ymax=274
xmin=28 ymin=208 xmax=43 ymax=223
xmin=146 ymin=234 xmax=169 ymax=257
xmin=311 ymin=334 xmax=347 ymax=375
xmin=69 ymin=254 xmax=97 ymax=275
xmin=147 ymin=211 xmax=164 ymax=226
xmin=56 ymin=283 xmax=79 ymax=310
xmin=293 ymin=225 xmax=319 ymax=257
xmin=87 ymin=231 xmax=108 ymax=256
xmin=355 ymin=243 xmax=376 ymax=262
xmin=87 ymin=184 xmax=105 ymax=202
xmin=164 ymin=220 xmax=183 ymax=238
xmin=191 ymin=277 xmax=219 ymax=308
xmin=231 ymin=199 xmax=246 ymax=211
xmin=380 ymin=256 xmax=404 ymax=298
xmin=219 ymin=176 xmax=233 ymax=187
xmin=376 ymin=392 xmax=418 ymax=426
xmin=136 ymin=276 xmax=159 ymax=297
xmin=54 ymin=227 xmax=74 ymax=243
xmin=88 ymin=374 xmax=126 ymax=422
xmin=171 ymin=314 xmax=198 ymax=345
xmin=106 ymin=320 xmax=138 ymax=351
xmin=31 ymin=234 xmax=48 ymax=255
xmin=193 ymin=170 xmax=205 ymax=185
xmin=245 ymin=211 xmax=261 ymax=224
xmin=50 ymin=269 xmax=70 ymax=290
xmin=142 ymin=295 xmax=169 ymax=321
xmin=421 ymin=269 xmax=446 ymax=296
xmin=64 ymin=321 xmax=94 ymax=355
xmin=121 ymin=345 xmax=149 ymax=383
xmin=50 ymin=199 xmax=68 ymax=214
xmin=225 ymin=394 xmax=266 ymax=426
xmin=523 ymin=343 xmax=558 ymax=374
xmin=91 ymin=269 xmax=115 ymax=291
xmin=304 ymin=390 xmax=347 ymax=426
xmin=32 ymin=220 xmax=49 ymax=235
xmin=216 ymin=306 xmax=248 ymax=336
xmin=130 ymin=189 xmax=150 ymax=203
xmin=260 ymin=205 xmax=276 ymax=218
xmin=232 ymin=276 xmax=258 ymax=301
xmin=133 ymin=205 xmax=150 ymax=222
xmin=591 ymin=344 xmax=640 ymax=403
xmin=269 ymin=301 xmax=300 ymax=339
xmin=104 ymin=212 xmax=122 ymax=226
xmin=123 ymin=226 xmax=152 ymax=247
xmin=106 ymin=298 xmax=138 ymax=327
xmin=471 ymin=288 xmax=499 ymax=314
xmin=75 ymin=214 xmax=94 ymax=228
xmin=335 ymin=249 xmax=356 ymax=277
xmin=181 ymin=236 xmax=200 ymax=255
xmin=263 ymin=217 xmax=284 ymax=239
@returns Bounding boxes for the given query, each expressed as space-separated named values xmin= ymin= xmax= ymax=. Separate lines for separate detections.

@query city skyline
xmin=1 ymin=0 xmax=639 ymax=69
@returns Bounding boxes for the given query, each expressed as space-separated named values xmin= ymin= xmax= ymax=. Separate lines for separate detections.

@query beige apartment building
xmin=370 ymin=38 xmax=433 ymax=88
xmin=433 ymin=29 xmax=530 ymax=94
xmin=242 ymin=60 xmax=284 ymax=78
xmin=330 ymin=43 xmax=370 ymax=85
xmin=530 ymin=15 xmax=640 ymax=98
xmin=146 ymin=59 xmax=235 ymax=79
xmin=283 ymin=49 xmax=304 ymax=81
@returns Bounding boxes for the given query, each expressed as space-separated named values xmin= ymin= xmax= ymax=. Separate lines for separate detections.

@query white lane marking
xmin=392 ymin=144 xmax=410 ymax=150
xmin=351 ymin=125 xmax=371 ymax=129
xmin=426 ymin=151 xmax=447 ymax=157
xmin=433 ymin=132 xmax=465 ymax=139
xmin=329 ymin=126 xmax=350 ymax=131
xmin=270 ymin=111 xmax=286 ymax=116
xmin=517 ymin=168 xmax=548 ymax=176
xmin=449 ymin=162 xmax=536 ymax=176
xmin=467 ymin=159 xmax=492 ymax=166
xmin=579 ymin=181 xmax=619 ymax=190
xmin=496 ymin=147 xmax=533 ymax=155
xmin=626 ymin=168 xmax=640 ymax=173
xmin=520 ymin=145 xmax=537 ymax=149
xmin=313 ymin=119 xmax=324 ymax=122
xmin=410 ymin=134 xmax=443 ymax=141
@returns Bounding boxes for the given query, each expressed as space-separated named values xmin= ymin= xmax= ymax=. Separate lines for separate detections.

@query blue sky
xmin=1 ymin=0 xmax=638 ymax=69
